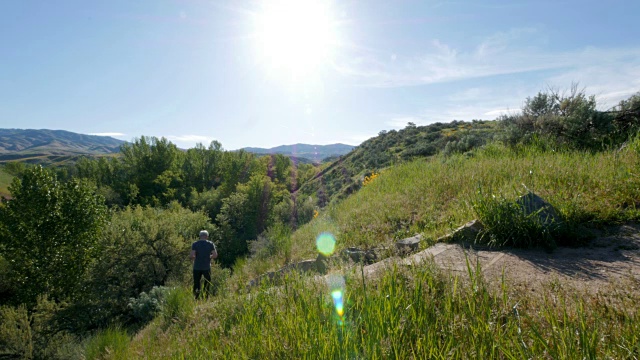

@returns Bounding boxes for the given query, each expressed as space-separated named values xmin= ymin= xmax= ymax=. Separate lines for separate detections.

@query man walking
xmin=190 ymin=230 xmax=218 ymax=299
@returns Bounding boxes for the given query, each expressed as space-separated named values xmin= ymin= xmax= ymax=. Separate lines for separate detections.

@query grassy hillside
xmin=227 ymin=141 xmax=640 ymax=283
xmin=90 ymin=142 xmax=640 ymax=358
xmin=297 ymin=120 xmax=497 ymax=205
xmin=0 ymin=128 xmax=124 ymax=166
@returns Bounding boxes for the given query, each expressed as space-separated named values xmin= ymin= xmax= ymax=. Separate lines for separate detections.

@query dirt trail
xmin=361 ymin=224 xmax=640 ymax=294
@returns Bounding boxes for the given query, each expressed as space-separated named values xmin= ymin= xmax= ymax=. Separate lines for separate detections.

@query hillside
xmin=243 ymin=143 xmax=354 ymax=162
xmin=298 ymin=120 xmax=497 ymax=204
xmin=0 ymin=129 xmax=124 ymax=165
xmin=120 ymin=140 xmax=640 ymax=358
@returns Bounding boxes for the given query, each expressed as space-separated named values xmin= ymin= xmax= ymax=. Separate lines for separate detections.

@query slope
xmin=0 ymin=129 xmax=124 ymax=165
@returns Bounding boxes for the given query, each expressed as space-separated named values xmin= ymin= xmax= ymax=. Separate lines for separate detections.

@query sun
xmin=253 ymin=0 xmax=338 ymax=77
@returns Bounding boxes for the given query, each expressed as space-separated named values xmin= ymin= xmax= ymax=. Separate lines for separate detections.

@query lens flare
xmin=331 ymin=290 xmax=344 ymax=317
xmin=316 ymin=232 xmax=336 ymax=256
xmin=327 ymin=274 xmax=346 ymax=323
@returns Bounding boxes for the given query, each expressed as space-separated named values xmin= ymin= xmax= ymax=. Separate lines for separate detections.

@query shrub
xmin=471 ymin=190 xmax=558 ymax=249
xmin=248 ymin=222 xmax=292 ymax=261
xmin=128 ymin=286 xmax=171 ymax=323
xmin=0 ymin=305 xmax=33 ymax=358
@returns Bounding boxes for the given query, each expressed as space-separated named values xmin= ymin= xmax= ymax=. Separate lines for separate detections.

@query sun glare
xmin=253 ymin=0 xmax=338 ymax=77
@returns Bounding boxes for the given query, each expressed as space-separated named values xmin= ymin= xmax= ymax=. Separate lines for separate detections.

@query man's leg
xmin=193 ymin=270 xmax=202 ymax=299
xmin=202 ymin=270 xmax=212 ymax=299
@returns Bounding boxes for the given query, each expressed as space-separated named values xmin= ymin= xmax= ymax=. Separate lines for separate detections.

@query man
xmin=190 ymin=230 xmax=218 ymax=299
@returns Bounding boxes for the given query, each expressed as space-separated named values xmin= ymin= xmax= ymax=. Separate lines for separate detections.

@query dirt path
xmin=361 ymin=224 xmax=640 ymax=295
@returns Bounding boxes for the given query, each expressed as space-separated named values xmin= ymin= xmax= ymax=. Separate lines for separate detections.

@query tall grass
xmin=128 ymin=264 xmax=640 ymax=358
xmin=329 ymin=143 xmax=640 ymax=249
xmin=126 ymin=142 xmax=640 ymax=357
xmin=228 ymin=142 xmax=640 ymax=286
xmin=84 ymin=327 xmax=131 ymax=360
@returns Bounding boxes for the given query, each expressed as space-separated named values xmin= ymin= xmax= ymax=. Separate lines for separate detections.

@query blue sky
xmin=1 ymin=0 xmax=639 ymax=150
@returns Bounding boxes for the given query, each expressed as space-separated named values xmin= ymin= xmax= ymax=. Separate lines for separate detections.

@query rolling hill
xmin=0 ymin=129 xmax=125 ymax=165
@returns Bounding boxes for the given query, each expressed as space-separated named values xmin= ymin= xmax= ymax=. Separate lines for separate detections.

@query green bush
xmin=499 ymin=86 xmax=616 ymax=150
xmin=248 ymin=222 xmax=292 ymax=260
xmin=128 ymin=286 xmax=171 ymax=323
xmin=0 ymin=305 xmax=33 ymax=358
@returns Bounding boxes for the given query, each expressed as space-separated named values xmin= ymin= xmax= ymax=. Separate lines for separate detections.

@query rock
xmin=395 ymin=234 xmax=423 ymax=254
xmin=451 ymin=219 xmax=484 ymax=243
xmin=515 ymin=192 xmax=561 ymax=226
xmin=340 ymin=247 xmax=377 ymax=264
xmin=292 ymin=259 xmax=318 ymax=273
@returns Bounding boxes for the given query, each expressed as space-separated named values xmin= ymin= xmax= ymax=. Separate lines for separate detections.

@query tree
xmin=0 ymin=166 xmax=107 ymax=306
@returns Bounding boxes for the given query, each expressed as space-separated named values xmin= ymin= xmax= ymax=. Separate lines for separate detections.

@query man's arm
xmin=210 ymin=246 xmax=218 ymax=260
xmin=190 ymin=249 xmax=196 ymax=262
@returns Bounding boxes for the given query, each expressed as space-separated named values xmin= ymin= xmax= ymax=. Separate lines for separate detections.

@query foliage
xmin=272 ymin=194 xmax=315 ymax=228
xmin=0 ymin=166 xmax=107 ymax=306
xmin=248 ymin=222 xmax=293 ymax=261
xmin=69 ymin=204 xmax=211 ymax=330
xmin=84 ymin=327 xmax=131 ymax=360
xmin=298 ymin=120 xmax=496 ymax=205
xmin=471 ymin=190 xmax=558 ymax=249
xmin=216 ymin=174 xmax=287 ymax=266
xmin=0 ymin=297 xmax=84 ymax=360
xmin=0 ymin=304 xmax=32 ymax=358
xmin=160 ymin=287 xmax=195 ymax=326
xmin=128 ymin=286 xmax=171 ymax=323
xmin=499 ymin=85 xmax=619 ymax=150
xmin=612 ymin=92 xmax=640 ymax=136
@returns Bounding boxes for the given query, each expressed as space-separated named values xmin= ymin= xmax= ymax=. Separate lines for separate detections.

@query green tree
xmin=0 ymin=166 xmax=107 ymax=306
xmin=69 ymin=203 xmax=212 ymax=329
xmin=119 ymin=136 xmax=183 ymax=206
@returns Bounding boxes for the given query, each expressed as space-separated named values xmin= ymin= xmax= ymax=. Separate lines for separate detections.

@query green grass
xmin=126 ymin=265 xmax=640 ymax=359
xmin=230 ymin=141 xmax=640 ymax=284
xmin=84 ymin=327 xmax=131 ymax=360
xmin=106 ymin=142 xmax=640 ymax=358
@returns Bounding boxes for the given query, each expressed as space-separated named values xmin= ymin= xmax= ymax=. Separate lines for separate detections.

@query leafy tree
xmin=119 ymin=136 xmax=183 ymax=206
xmin=182 ymin=141 xmax=223 ymax=194
xmin=0 ymin=166 xmax=107 ymax=306
xmin=68 ymin=203 xmax=212 ymax=329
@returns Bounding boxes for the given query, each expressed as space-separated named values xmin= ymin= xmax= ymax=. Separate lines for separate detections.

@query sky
xmin=1 ymin=0 xmax=639 ymax=150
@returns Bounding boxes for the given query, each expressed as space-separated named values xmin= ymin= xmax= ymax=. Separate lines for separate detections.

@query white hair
xmin=199 ymin=230 xmax=209 ymax=238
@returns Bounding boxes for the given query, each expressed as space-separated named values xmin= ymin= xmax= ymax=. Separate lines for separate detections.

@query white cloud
xmin=89 ymin=132 xmax=126 ymax=137
xmin=334 ymin=28 xmax=640 ymax=95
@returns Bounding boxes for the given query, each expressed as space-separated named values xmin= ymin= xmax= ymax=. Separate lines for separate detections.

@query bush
xmin=248 ymin=222 xmax=292 ymax=261
xmin=499 ymin=85 xmax=616 ymax=150
xmin=128 ymin=286 xmax=171 ymax=323
xmin=471 ymin=190 xmax=558 ymax=249
xmin=0 ymin=305 xmax=32 ymax=358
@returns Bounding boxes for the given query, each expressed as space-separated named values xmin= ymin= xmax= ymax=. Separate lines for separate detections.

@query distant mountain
xmin=242 ymin=143 xmax=355 ymax=162
xmin=0 ymin=129 xmax=125 ymax=165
